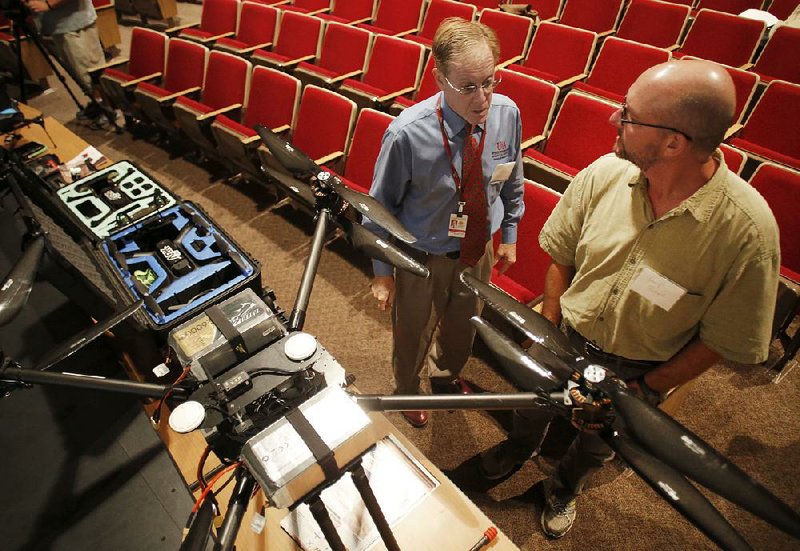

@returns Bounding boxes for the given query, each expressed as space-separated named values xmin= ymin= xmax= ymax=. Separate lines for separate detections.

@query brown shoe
xmin=431 ymin=377 xmax=473 ymax=395
xmin=401 ymin=410 xmax=429 ymax=428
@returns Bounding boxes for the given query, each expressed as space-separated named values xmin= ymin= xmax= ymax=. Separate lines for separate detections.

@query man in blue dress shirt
xmin=363 ymin=18 xmax=525 ymax=428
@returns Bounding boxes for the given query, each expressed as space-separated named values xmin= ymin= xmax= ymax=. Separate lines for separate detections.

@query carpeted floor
xmin=13 ymin=7 xmax=800 ymax=550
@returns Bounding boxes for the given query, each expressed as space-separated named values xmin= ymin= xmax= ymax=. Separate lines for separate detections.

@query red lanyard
xmin=436 ymin=96 xmax=486 ymax=193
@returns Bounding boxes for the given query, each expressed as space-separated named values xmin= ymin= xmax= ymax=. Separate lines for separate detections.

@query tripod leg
xmin=307 ymin=495 xmax=347 ymax=551
xmin=351 ymin=461 xmax=401 ymax=551
xmin=214 ymin=467 xmax=257 ymax=551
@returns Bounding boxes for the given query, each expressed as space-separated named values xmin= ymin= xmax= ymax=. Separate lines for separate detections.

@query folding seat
xmin=508 ymin=22 xmax=597 ymax=88
xmin=728 ymin=80 xmax=800 ymax=170
xmin=674 ymin=9 xmax=766 ymax=68
xmin=213 ymin=2 xmax=279 ymax=56
xmin=459 ymin=0 xmax=500 ymax=11
xmin=573 ymin=37 xmax=671 ymax=103
xmin=693 ymin=0 xmax=763 ymax=15
xmin=748 ymin=162 xmax=800 ymax=374
xmin=330 ymin=108 xmax=394 ymax=194
xmin=294 ymin=23 xmax=372 ymax=89
xmin=720 ymin=143 xmax=746 ymax=174
xmin=748 ymin=162 xmax=800 ymax=282
xmin=406 ymin=0 xmax=477 ymax=49
xmin=250 ymin=11 xmax=323 ymax=71
xmin=212 ymin=66 xmax=301 ymax=180
xmin=92 ymin=27 xmax=166 ymax=122
xmin=338 ymin=35 xmax=425 ymax=111
xmin=664 ymin=0 xmax=695 ymax=5
xmin=282 ymin=0 xmax=331 ymax=14
xmin=477 ymin=9 xmax=534 ymax=68
xmin=559 ymin=0 xmax=625 ymax=36
xmin=767 ymin=0 xmax=798 ymax=19
xmin=751 ymin=25 xmax=800 ymax=86
xmin=356 ymin=0 xmax=425 ymax=37
xmin=134 ymin=38 xmax=209 ymax=134
xmin=317 ymin=0 xmax=376 ymax=25
xmin=616 ymin=0 xmax=691 ymax=50
xmin=495 ymin=69 xmax=559 ymax=150
xmin=257 ymin=84 xmax=358 ymax=209
xmin=523 ymin=91 xmax=619 ymax=191
xmin=173 ymin=0 xmax=238 ymax=44
xmin=390 ymin=53 xmax=439 ymax=113
xmin=92 ymin=0 xmax=121 ymax=52
xmin=131 ymin=0 xmax=178 ymax=25
xmin=172 ymin=51 xmax=252 ymax=156
xmin=491 ymin=181 xmax=561 ymax=305
xmin=530 ymin=0 xmax=565 ymax=21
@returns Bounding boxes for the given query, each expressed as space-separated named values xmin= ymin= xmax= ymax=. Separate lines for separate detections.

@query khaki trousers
xmin=52 ymin=24 xmax=104 ymax=90
xmin=391 ymin=240 xmax=494 ymax=395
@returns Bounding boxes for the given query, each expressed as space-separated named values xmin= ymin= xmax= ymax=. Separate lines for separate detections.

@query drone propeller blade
xmin=323 ymin=173 xmax=416 ymax=244
xmin=459 ymin=271 xmax=575 ymax=362
xmin=254 ymin=124 xmax=318 ymax=178
xmin=35 ymin=299 xmax=144 ymax=371
xmin=179 ymin=497 xmax=215 ymax=551
xmin=607 ymin=431 xmax=753 ymax=551
xmin=470 ymin=316 xmax=564 ymax=392
xmin=337 ymin=218 xmax=429 ymax=278
xmin=0 ymin=234 xmax=45 ymax=326
xmin=598 ymin=379 xmax=800 ymax=539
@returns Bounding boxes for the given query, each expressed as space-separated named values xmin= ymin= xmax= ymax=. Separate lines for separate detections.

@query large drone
xmin=1 ymin=128 xmax=798 ymax=551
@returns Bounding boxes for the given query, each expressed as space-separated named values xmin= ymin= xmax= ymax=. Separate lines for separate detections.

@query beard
xmin=613 ymin=133 xmax=660 ymax=171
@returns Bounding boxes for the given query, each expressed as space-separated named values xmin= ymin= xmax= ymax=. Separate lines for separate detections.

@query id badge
xmin=448 ymin=213 xmax=468 ymax=238
xmin=629 ymin=265 xmax=687 ymax=311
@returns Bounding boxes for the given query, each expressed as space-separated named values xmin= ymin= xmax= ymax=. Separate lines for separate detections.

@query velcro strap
xmin=285 ymin=408 xmax=339 ymax=481
xmin=206 ymin=305 xmax=248 ymax=362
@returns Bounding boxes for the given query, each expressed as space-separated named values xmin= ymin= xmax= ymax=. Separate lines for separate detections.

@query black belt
xmin=565 ymin=325 xmax=660 ymax=369
xmin=396 ymin=240 xmax=460 ymax=261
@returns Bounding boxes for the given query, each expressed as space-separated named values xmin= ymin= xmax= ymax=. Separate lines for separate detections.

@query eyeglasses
xmin=443 ymin=73 xmax=502 ymax=95
xmin=620 ymin=103 xmax=693 ymax=142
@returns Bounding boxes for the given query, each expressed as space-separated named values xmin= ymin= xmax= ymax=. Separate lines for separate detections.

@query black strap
xmin=206 ymin=305 xmax=248 ymax=362
xmin=285 ymin=408 xmax=339 ymax=481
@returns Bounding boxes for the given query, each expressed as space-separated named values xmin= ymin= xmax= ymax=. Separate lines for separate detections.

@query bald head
xmin=628 ymin=60 xmax=736 ymax=155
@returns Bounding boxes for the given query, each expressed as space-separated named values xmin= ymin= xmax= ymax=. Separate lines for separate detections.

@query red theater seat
xmin=508 ymin=22 xmax=597 ymax=88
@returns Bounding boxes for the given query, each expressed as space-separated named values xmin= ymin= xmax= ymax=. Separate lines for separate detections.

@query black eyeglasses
xmin=620 ymin=103 xmax=693 ymax=142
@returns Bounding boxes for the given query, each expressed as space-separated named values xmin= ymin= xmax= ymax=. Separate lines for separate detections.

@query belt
xmin=565 ymin=325 xmax=660 ymax=369
xmin=396 ymin=241 xmax=460 ymax=261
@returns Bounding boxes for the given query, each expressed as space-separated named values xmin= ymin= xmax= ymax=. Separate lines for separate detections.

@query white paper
xmin=280 ymin=435 xmax=439 ymax=551
xmin=489 ymin=161 xmax=515 ymax=183
xmin=629 ymin=265 xmax=686 ymax=311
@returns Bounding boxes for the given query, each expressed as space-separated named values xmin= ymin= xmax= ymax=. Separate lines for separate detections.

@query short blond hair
xmin=432 ymin=17 xmax=500 ymax=75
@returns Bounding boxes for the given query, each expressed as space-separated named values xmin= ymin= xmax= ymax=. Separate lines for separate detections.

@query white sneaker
xmin=541 ymin=478 xmax=577 ymax=538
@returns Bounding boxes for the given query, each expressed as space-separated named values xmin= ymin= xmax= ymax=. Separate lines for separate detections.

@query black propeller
xmin=254 ymin=125 xmax=416 ymax=244
xmin=0 ymin=234 xmax=45 ymax=326
xmin=607 ymin=432 xmax=753 ymax=551
xmin=465 ymin=276 xmax=800 ymax=544
xmin=35 ymin=299 xmax=145 ymax=371
xmin=337 ymin=218 xmax=429 ymax=278
xmin=460 ymin=271 xmax=575 ymax=362
xmin=470 ymin=316 xmax=564 ymax=392
xmin=596 ymin=377 xmax=800 ymax=540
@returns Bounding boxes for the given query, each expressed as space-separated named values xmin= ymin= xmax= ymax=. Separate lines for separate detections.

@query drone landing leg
xmin=214 ymin=467 xmax=257 ymax=551
xmin=307 ymin=495 xmax=347 ymax=551
xmin=351 ymin=460 xmax=401 ymax=551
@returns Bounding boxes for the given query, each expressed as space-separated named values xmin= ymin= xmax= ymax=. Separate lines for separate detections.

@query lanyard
xmin=436 ymin=95 xmax=486 ymax=193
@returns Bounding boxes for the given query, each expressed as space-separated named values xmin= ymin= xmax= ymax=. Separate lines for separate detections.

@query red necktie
xmin=459 ymin=125 xmax=488 ymax=266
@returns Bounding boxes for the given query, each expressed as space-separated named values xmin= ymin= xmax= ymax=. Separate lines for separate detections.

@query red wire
xmin=192 ymin=462 xmax=241 ymax=513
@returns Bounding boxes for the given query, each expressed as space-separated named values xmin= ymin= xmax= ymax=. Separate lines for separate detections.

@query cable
xmin=151 ymin=365 xmax=191 ymax=425
xmin=192 ymin=462 xmax=241 ymax=513
xmin=196 ymin=445 xmax=212 ymax=490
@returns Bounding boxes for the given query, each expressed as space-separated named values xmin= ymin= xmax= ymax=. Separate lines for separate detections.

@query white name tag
xmin=448 ymin=213 xmax=468 ymax=238
xmin=629 ymin=265 xmax=686 ymax=311
xmin=489 ymin=161 xmax=515 ymax=184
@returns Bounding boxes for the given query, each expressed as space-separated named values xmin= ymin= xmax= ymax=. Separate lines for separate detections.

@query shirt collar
xmin=628 ymin=149 xmax=728 ymax=223
xmin=440 ymin=93 xmax=484 ymax=139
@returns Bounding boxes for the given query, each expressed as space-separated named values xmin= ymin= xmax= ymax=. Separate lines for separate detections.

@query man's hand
xmin=371 ymin=275 xmax=395 ymax=311
xmin=494 ymin=242 xmax=517 ymax=275
xmin=25 ymin=0 xmax=50 ymax=12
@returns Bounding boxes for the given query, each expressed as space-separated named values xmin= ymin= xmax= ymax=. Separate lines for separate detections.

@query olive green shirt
xmin=539 ymin=152 xmax=780 ymax=364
